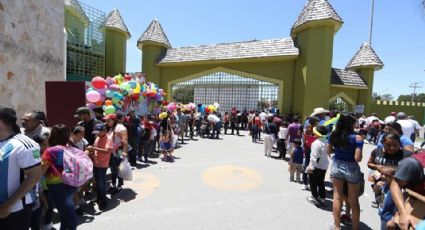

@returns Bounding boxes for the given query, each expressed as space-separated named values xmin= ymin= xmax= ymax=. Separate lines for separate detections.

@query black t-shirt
xmin=371 ymin=148 xmax=411 ymax=167
xmin=394 ymin=157 xmax=424 ymax=190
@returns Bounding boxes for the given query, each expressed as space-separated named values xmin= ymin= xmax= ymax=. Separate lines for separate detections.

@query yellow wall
xmin=104 ymin=29 xmax=127 ymax=76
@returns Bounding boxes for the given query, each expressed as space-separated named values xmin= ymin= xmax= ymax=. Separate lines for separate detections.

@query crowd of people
xmin=241 ymin=108 xmax=425 ymax=230
xmin=0 ymin=104 xmax=424 ymax=230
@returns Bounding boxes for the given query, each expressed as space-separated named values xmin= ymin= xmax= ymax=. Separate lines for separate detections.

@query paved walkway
xmin=68 ymin=131 xmax=382 ymax=230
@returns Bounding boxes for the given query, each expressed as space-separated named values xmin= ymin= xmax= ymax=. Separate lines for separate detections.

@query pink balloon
xmin=109 ymin=84 xmax=119 ymax=91
xmin=86 ymin=90 xmax=101 ymax=103
xmin=97 ymin=87 xmax=107 ymax=96
xmin=105 ymin=77 xmax=113 ymax=86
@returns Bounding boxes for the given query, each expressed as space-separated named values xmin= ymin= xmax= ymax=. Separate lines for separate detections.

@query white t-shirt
xmin=408 ymin=119 xmax=421 ymax=130
xmin=366 ymin=116 xmax=378 ymax=126
xmin=0 ymin=134 xmax=40 ymax=213
xmin=113 ymin=124 xmax=127 ymax=149
xmin=278 ymin=127 xmax=288 ymax=140
xmin=397 ymin=119 xmax=415 ymax=138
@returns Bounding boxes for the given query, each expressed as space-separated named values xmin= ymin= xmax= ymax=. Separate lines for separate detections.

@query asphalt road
xmin=59 ymin=130 xmax=403 ymax=230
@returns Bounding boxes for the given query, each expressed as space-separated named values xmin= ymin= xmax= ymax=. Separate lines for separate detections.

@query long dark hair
xmin=329 ymin=113 xmax=356 ymax=149
xmin=48 ymin=124 xmax=70 ymax=146
xmin=386 ymin=122 xmax=403 ymax=135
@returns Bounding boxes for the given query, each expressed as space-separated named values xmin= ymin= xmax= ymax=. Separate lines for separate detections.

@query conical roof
xmin=292 ymin=0 xmax=343 ymax=32
xmin=64 ymin=0 xmax=89 ymax=26
xmin=137 ymin=19 xmax=171 ymax=49
xmin=346 ymin=42 xmax=384 ymax=71
xmin=103 ymin=9 xmax=131 ymax=38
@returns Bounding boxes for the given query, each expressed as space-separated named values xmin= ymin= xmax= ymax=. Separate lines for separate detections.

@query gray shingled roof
xmin=64 ymin=0 xmax=89 ymax=26
xmin=103 ymin=9 xmax=131 ymax=37
xmin=346 ymin=42 xmax=384 ymax=70
xmin=157 ymin=38 xmax=299 ymax=64
xmin=292 ymin=0 xmax=343 ymax=30
xmin=331 ymin=68 xmax=368 ymax=88
xmin=137 ymin=19 xmax=171 ymax=48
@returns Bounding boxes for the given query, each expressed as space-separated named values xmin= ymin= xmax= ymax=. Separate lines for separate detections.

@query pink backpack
xmin=61 ymin=146 xmax=93 ymax=187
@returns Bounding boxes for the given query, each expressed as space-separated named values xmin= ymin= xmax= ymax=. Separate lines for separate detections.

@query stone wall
xmin=0 ymin=0 xmax=64 ymax=120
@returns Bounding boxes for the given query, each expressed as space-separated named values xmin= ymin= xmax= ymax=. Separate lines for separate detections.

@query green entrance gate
xmin=171 ymin=72 xmax=279 ymax=112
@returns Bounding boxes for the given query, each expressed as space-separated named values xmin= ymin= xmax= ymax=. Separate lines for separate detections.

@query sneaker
xmin=340 ymin=214 xmax=352 ymax=226
xmin=301 ymin=184 xmax=310 ymax=190
xmin=307 ymin=196 xmax=319 ymax=205
xmin=317 ymin=197 xmax=326 ymax=206
xmin=290 ymin=178 xmax=294 ymax=182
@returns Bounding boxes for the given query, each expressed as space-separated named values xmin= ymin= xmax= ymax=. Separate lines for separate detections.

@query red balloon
xmin=131 ymin=94 xmax=139 ymax=101
xmin=91 ymin=76 xmax=106 ymax=89
xmin=205 ymin=108 xmax=210 ymax=113
xmin=124 ymin=74 xmax=132 ymax=81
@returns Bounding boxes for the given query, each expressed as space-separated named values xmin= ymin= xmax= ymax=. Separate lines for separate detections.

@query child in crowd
xmin=160 ymin=130 xmax=174 ymax=161
xmin=289 ymin=138 xmax=303 ymax=182
xmin=277 ymin=122 xmax=288 ymax=159
xmin=378 ymin=166 xmax=397 ymax=230
xmin=306 ymin=126 xmax=329 ymax=206
xmin=87 ymin=123 xmax=113 ymax=210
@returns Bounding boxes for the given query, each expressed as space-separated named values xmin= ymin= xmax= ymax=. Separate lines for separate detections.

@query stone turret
xmin=292 ymin=0 xmax=343 ymax=118
xmin=346 ymin=42 xmax=384 ymax=114
xmin=138 ymin=19 xmax=171 ymax=85
xmin=103 ymin=8 xmax=130 ymax=76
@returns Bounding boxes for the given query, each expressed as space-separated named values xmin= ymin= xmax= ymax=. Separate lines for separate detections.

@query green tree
xmin=397 ymin=93 xmax=425 ymax=102
xmin=380 ymin=93 xmax=394 ymax=100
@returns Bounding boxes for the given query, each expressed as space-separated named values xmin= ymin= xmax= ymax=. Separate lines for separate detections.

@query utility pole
xmin=409 ymin=81 xmax=423 ymax=102
xmin=369 ymin=0 xmax=375 ymax=45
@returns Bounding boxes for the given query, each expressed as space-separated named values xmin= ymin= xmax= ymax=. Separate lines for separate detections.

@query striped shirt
xmin=0 ymin=134 xmax=40 ymax=213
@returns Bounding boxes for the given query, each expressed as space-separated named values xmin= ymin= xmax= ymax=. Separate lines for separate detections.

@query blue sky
xmin=84 ymin=0 xmax=425 ymax=98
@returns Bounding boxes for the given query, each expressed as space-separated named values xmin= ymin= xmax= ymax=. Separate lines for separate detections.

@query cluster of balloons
xmin=197 ymin=102 xmax=220 ymax=114
xmin=85 ymin=73 xmax=166 ymax=115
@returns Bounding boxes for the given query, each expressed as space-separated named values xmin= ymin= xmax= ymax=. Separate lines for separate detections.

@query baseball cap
xmin=74 ymin=107 xmax=90 ymax=118
xmin=0 ymin=106 xmax=21 ymax=133
xmin=92 ymin=123 xmax=107 ymax=134
xmin=103 ymin=114 xmax=117 ymax=121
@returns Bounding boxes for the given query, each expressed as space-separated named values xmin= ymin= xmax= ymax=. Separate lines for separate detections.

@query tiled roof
xmin=346 ymin=42 xmax=384 ymax=70
xmin=137 ymin=19 xmax=171 ymax=48
xmin=331 ymin=68 xmax=368 ymax=88
xmin=292 ymin=0 xmax=343 ymax=30
xmin=103 ymin=9 xmax=131 ymax=37
xmin=157 ymin=38 xmax=299 ymax=64
xmin=64 ymin=0 xmax=89 ymax=25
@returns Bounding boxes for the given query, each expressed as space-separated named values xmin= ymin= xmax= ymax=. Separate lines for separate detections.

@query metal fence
xmin=172 ymin=72 xmax=279 ymax=113
xmin=65 ymin=1 xmax=105 ymax=81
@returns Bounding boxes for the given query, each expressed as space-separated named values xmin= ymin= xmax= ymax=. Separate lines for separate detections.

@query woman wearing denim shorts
xmin=328 ymin=113 xmax=364 ymax=230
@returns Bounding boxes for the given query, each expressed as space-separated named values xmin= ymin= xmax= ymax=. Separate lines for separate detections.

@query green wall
xmin=142 ymin=44 xmax=166 ymax=84
xmin=294 ymin=24 xmax=335 ymax=118
xmin=158 ymin=59 xmax=295 ymax=113
xmin=371 ymin=102 xmax=425 ymax=125
xmin=104 ymin=29 xmax=127 ymax=76
xmin=329 ymin=87 xmax=361 ymax=105
xmin=357 ymin=68 xmax=375 ymax=114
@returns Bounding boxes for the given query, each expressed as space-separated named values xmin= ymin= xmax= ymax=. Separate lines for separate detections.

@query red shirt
xmin=93 ymin=134 xmax=113 ymax=168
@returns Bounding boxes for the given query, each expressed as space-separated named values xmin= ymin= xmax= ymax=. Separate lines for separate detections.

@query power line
xmin=409 ymin=81 xmax=423 ymax=102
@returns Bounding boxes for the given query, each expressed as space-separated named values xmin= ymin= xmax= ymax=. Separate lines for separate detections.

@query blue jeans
xmin=302 ymin=149 xmax=311 ymax=185
xmin=331 ymin=159 xmax=362 ymax=184
xmin=48 ymin=184 xmax=78 ymax=230
xmin=93 ymin=167 xmax=107 ymax=203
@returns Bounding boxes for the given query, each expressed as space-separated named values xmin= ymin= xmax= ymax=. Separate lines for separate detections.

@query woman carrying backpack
xmin=41 ymin=124 xmax=78 ymax=230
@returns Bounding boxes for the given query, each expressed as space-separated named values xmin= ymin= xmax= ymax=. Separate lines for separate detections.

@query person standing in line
xmin=126 ymin=109 xmax=140 ymax=166
xmin=263 ymin=115 xmax=277 ymax=158
xmin=41 ymin=125 xmax=79 ymax=230
xmin=407 ymin=115 xmax=421 ymax=143
xmin=86 ymin=123 xmax=113 ymax=210
xmin=74 ymin=107 xmax=100 ymax=146
xmin=223 ymin=112 xmax=229 ymax=135
xmin=328 ymin=113 xmax=364 ymax=230
xmin=21 ymin=111 xmax=51 ymax=139
xmin=396 ymin=112 xmax=415 ymax=143
xmin=306 ymin=126 xmax=329 ymax=206
xmin=0 ymin=106 xmax=42 ymax=230
xmin=289 ymin=138 xmax=303 ymax=182
xmin=251 ymin=113 xmax=261 ymax=143
xmin=277 ymin=122 xmax=288 ymax=159
xmin=287 ymin=116 xmax=302 ymax=158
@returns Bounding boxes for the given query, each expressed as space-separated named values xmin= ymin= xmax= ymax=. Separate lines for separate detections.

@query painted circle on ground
xmin=126 ymin=172 xmax=160 ymax=201
xmin=202 ymin=165 xmax=263 ymax=191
